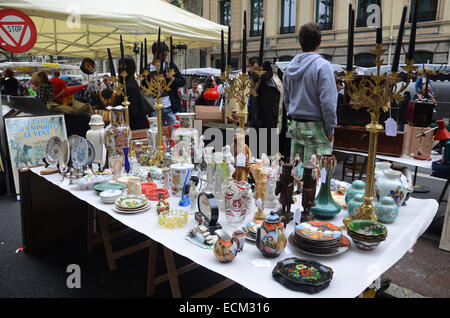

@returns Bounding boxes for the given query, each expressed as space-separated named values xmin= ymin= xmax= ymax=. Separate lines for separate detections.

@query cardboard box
xmin=403 ymin=124 xmax=434 ymax=158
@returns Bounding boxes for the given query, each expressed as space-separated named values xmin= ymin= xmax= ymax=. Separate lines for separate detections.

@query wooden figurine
xmin=301 ymin=159 xmax=317 ymax=223
xmin=252 ymin=164 xmax=267 ymax=223
xmin=232 ymin=133 xmax=251 ymax=182
xmin=275 ymin=163 xmax=301 ymax=223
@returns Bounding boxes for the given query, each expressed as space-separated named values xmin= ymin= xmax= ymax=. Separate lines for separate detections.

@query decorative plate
xmin=348 ymin=220 xmax=388 ymax=237
xmin=100 ymin=189 xmax=123 ymax=199
xmin=289 ymin=233 xmax=351 ymax=257
xmin=71 ymin=136 xmax=89 ymax=168
xmin=58 ymin=139 xmax=70 ymax=173
xmin=45 ymin=136 xmax=63 ymax=164
xmin=94 ymin=181 xmax=126 ymax=193
xmin=112 ymin=202 xmax=151 ymax=214
xmin=85 ymin=139 xmax=96 ymax=166
xmin=295 ymin=221 xmax=342 ymax=242
xmin=74 ymin=174 xmax=113 ymax=190
xmin=242 ymin=226 xmax=257 ymax=242
xmin=272 ymin=258 xmax=333 ymax=294
xmin=115 ymin=195 xmax=148 ymax=209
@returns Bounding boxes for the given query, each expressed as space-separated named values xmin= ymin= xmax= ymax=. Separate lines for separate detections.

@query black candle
xmin=120 ymin=34 xmax=124 ymax=68
xmin=227 ymin=25 xmax=231 ymax=67
xmin=346 ymin=5 xmax=355 ymax=72
xmin=258 ymin=21 xmax=265 ymax=66
xmin=392 ymin=6 xmax=407 ymax=73
xmin=144 ymin=38 xmax=148 ymax=69
xmin=160 ymin=41 xmax=165 ymax=73
xmin=221 ymin=29 xmax=225 ymax=73
xmin=376 ymin=0 xmax=383 ymax=45
xmin=407 ymin=0 xmax=418 ymax=61
xmin=157 ymin=27 xmax=161 ymax=61
xmin=107 ymin=48 xmax=116 ymax=77
xmin=140 ymin=42 xmax=143 ymax=75
xmin=242 ymin=10 xmax=247 ymax=74
xmin=170 ymin=36 xmax=174 ymax=69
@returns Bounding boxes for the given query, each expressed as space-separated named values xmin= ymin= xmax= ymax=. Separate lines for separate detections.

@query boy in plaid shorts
xmin=283 ymin=23 xmax=337 ymax=162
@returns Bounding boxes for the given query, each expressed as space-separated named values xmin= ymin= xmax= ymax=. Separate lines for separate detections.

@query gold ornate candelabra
xmin=220 ymin=66 xmax=265 ymax=130
xmin=111 ymin=71 xmax=130 ymax=126
xmin=139 ymin=61 xmax=175 ymax=167
xmin=342 ymin=43 xmax=416 ymax=227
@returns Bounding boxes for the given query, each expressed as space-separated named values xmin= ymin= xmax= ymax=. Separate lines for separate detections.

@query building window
xmin=322 ymin=54 xmax=332 ymax=62
xmin=409 ymin=0 xmax=438 ymax=23
xmin=356 ymin=0 xmax=376 ymax=27
xmin=414 ymin=51 xmax=434 ymax=64
xmin=220 ymin=0 xmax=231 ymax=26
xmin=279 ymin=55 xmax=294 ymax=62
xmin=355 ymin=53 xmax=376 ymax=67
xmin=280 ymin=0 xmax=296 ymax=34
xmin=316 ymin=0 xmax=334 ymax=31
xmin=250 ymin=0 xmax=264 ymax=37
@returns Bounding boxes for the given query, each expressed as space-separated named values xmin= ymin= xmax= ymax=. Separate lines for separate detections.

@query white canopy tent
xmin=180 ymin=68 xmax=221 ymax=77
xmin=0 ymin=61 xmax=79 ymax=72
xmin=0 ymin=0 xmax=227 ymax=58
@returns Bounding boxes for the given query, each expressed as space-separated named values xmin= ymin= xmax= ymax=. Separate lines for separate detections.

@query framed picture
xmin=5 ymin=115 xmax=67 ymax=194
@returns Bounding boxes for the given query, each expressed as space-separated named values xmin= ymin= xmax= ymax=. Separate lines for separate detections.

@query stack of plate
xmin=113 ymin=195 xmax=151 ymax=214
xmin=94 ymin=181 xmax=126 ymax=194
xmin=289 ymin=221 xmax=351 ymax=257
xmin=100 ymin=189 xmax=123 ymax=204
xmin=347 ymin=220 xmax=387 ymax=250
xmin=242 ymin=222 xmax=261 ymax=242
xmin=272 ymin=257 xmax=333 ymax=294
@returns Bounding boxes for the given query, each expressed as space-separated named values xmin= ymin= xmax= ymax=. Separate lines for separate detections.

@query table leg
xmin=163 ymin=246 xmax=181 ymax=298
xmin=147 ymin=239 xmax=158 ymax=296
xmin=97 ymin=210 xmax=117 ymax=271
xmin=439 ymin=191 xmax=450 ymax=251
xmin=412 ymin=166 xmax=430 ymax=193
xmin=87 ymin=206 xmax=94 ymax=255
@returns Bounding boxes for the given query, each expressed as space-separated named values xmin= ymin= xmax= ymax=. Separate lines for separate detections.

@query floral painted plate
xmin=112 ymin=202 xmax=151 ymax=214
xmin=71 ymin=135 xmax=89 ymax=168
xmin=115 ymin=195 xmax=148 ymax=209
xmin=289 ymin=233 xmax=351 ymax=257
xmin=45 ymin=136 xmax=63 ymax=164
xmin=85 ymin=139 xmax=96 ymax=166
xmin=272 ymin=257 xmax=333 ymax=294
xmin=348 ymin=220 xmax=388 ymax=237
xmin=295 ymin=221 xmax=342 ymax=242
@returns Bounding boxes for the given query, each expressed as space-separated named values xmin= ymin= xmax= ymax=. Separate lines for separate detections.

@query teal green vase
xmin=311 ymin=156 xmax=342 ymax=219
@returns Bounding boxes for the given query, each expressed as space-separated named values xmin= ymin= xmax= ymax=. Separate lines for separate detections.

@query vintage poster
xmin=5 ymin=115 xmax=67 ymax=194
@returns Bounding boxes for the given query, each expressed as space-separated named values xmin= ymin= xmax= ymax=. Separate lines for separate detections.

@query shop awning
xmin=0 ymin=0 xmax=227 ymax=58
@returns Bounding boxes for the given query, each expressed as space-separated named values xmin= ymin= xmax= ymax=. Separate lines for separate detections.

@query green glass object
xmin=311 ymin=156 xmax=342 ymax=219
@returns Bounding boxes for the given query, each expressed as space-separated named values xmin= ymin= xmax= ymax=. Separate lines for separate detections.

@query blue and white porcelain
xmin=347 ymin=193 xmax=365 ymax=217
xmin=345 ymin=180 xmax=366 ymax=205
xmin=375 ymin=196 xmax=399 ymax=223
xmin=71 ymin=136 xmax=89 ymax=169
xmin=85 ymin=139 xmax=96 ymax=166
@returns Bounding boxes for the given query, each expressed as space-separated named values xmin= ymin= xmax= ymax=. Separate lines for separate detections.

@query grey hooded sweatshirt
xmin=283 ymin=52 xmax=337 ymax=136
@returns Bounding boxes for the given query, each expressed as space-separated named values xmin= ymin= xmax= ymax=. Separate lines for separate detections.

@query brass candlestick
xmin=342 ymin=43 xmax=416 ymax=227
xmin=139 ymin=61 xmax=175 ymax=167
xmin=220 ymin=65 xmax=265 ymax=130
xmin=111 ymin=71 xmax=130 ymax=127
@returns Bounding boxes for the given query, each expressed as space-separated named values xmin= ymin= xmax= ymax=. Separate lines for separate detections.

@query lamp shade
xmin=435 ymin=120 xmax=450 ymax=141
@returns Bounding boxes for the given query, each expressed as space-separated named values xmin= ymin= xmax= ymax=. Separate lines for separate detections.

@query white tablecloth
xmin=30 ymin=167 xmax=438 ymax=298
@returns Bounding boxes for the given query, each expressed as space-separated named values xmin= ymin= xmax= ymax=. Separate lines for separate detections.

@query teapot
xmin=213 ymin=229 xmax=241 ymax=263
xmin=256 ymin=212 xmax=287 ymax=258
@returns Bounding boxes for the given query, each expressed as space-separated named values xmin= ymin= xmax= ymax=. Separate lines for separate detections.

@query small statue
xmin=293 ymin=154 xmax=303 ymax=182
xmin=147 ymin=172 xmax=153 ymax=183
xmin=232 ymin=133 xmax=251 ymax=182
xmin=190 ymin=214 xmax=215 ymax=245
xmin=222 ymin=144 xmax=235 ymax=181
xmin=275 ymin=163 xmax=301 ymax=223
xmin=301 ymin=158 xmax=317 ymax=223
xmin=189 ymin=179 xmax=200 ymax=211
xmin=156 ymin=192 xmax=170 ymax=215
xmin=252 ymin=165 xmax=267 ymax=223
xmin=162 ymin=168 xmax=170 ymax=190
xmin=179 ymin=143 xmax=192 ymax=164
xmin=270 ymin=152 xmax=283 ymax=178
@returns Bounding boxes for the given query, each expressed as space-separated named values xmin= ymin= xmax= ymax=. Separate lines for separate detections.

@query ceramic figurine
xmin=345 ymin=180 xmax=366 ymax=205
xmin=214 ymin=229 xmax=241 ymax=263
xmin=147 ymin=172 xmax=153 ymax=183
xmin=311 ymin=155 xmax=342 ymax=219
xmin=375 ymin=196 xmax=399 ymax=223
xmin=203 ymin=146 xmax=215 ymax=193
xmin=188 ymin=215 xmax=215 ymax=246
xmin=275 ymin=163 xmax=297 ymax=223
xmin=232 ymin=133 xmax=251 ymax=182
xmin=222 ymin=180 xmax=251 ymax=226
xmin=156 ymin=192 xmax=170 ymax=215
xmin=232 ymin=229 xmax=245 ymax=252
xmin=179 ymin=143 xmax=192 ymax=164
xmin=256 ymin=212 xmax=287 ymax=258
xmin=172 ymin=113 xmax=199 ymax=163
xmin=146 ymin=116 xmax=158 ymax=156
xmin=213 ymin=152 xmax=225 ymax=209
xmin=223 ymin=145 xmax=235 ymax=181
xmin=189 ymin=179 xmax=200 ymax=211
xmin=347 ymin=193 xmax=365 ymax=217
xmin=375 ymin=169 xmax=407 ymax=207
xmin=252 ymin=165 xmax=267 ymax=223
xmin=85 ymin=112 xmax=106 ymax=170
xmin=264 ymin=166 xmax=279 ymax=209
xmin=162 ymin=167 xmax=170 ymax=191
xmin=270 ymin=152 xmax=283 ymax=176
xmin=301 ymin=159 xmax=317 ymax=223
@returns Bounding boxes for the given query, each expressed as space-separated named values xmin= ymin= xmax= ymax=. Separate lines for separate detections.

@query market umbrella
xmin=0 ymin=0 xmax=228 ymax=58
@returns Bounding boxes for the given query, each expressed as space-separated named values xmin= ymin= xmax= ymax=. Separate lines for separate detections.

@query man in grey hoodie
xmin=283 ymin=23 xmax=337 ymax=162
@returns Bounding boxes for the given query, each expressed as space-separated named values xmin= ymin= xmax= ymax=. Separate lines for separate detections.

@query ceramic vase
xmin=375 ymin=196 xmax=399 ymax=223
xmin=172 ymin=113 xmax=198 ymax=163
xmin=213 ymin=152 xmax=225 ymax=210
xmin=123 ymin=147 xmax=130 ymax=174
xmin=311 ymin=156 xmax=342 ymax=219
xmin=345 ymin=180 xmax=366 ymax=205
xmin=86 ymin=113 xmax=106 ymax=168
xmin=374 ymin=161 xmax=392 ymax=181
xmin=347 ymin=193 xmax=365 ymax=217
xmin=105 ymin=106 xmax=131 ymax=158
xmin=222 ymin=180 xmax=251 ymax=227
xmin=375 ymin=169 xmax=407 ymax=207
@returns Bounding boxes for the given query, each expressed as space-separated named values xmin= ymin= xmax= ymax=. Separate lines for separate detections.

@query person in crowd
xmin=68 ymin=77 xmax=82 ymax=86
xmin=195 ymin=78 xmax=216 ymax=106
xmin=49 ymin=70 xmax=67 ymax=104
xmin=1 ymin=67 xmax=19 ymax=96
xmin=117 ymin=55 xmax=149 ymax=130
xmin=398 ymin=91 xmax=411 ymax=132
xmin=187 ymin=78 xmax=201 ymax=111
xmin=33 ymin=71 xmax=54 ymax=104
xmin=84 ymin=79 xmax=99 ymax=105
xmin=283 ymin=23 xmax=337 ymax=162
xmin=414 ymin=84 xmax=437 ymax=104
xmin=148 ymin=42 xmax=185 ymax=126
xmin=336 ymin=77 xmax=345 ymax=107
xmin=415 ymin=72 xmax=433 ymax=95
xmin=100 ymin=75 xmax=111 ymax=91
